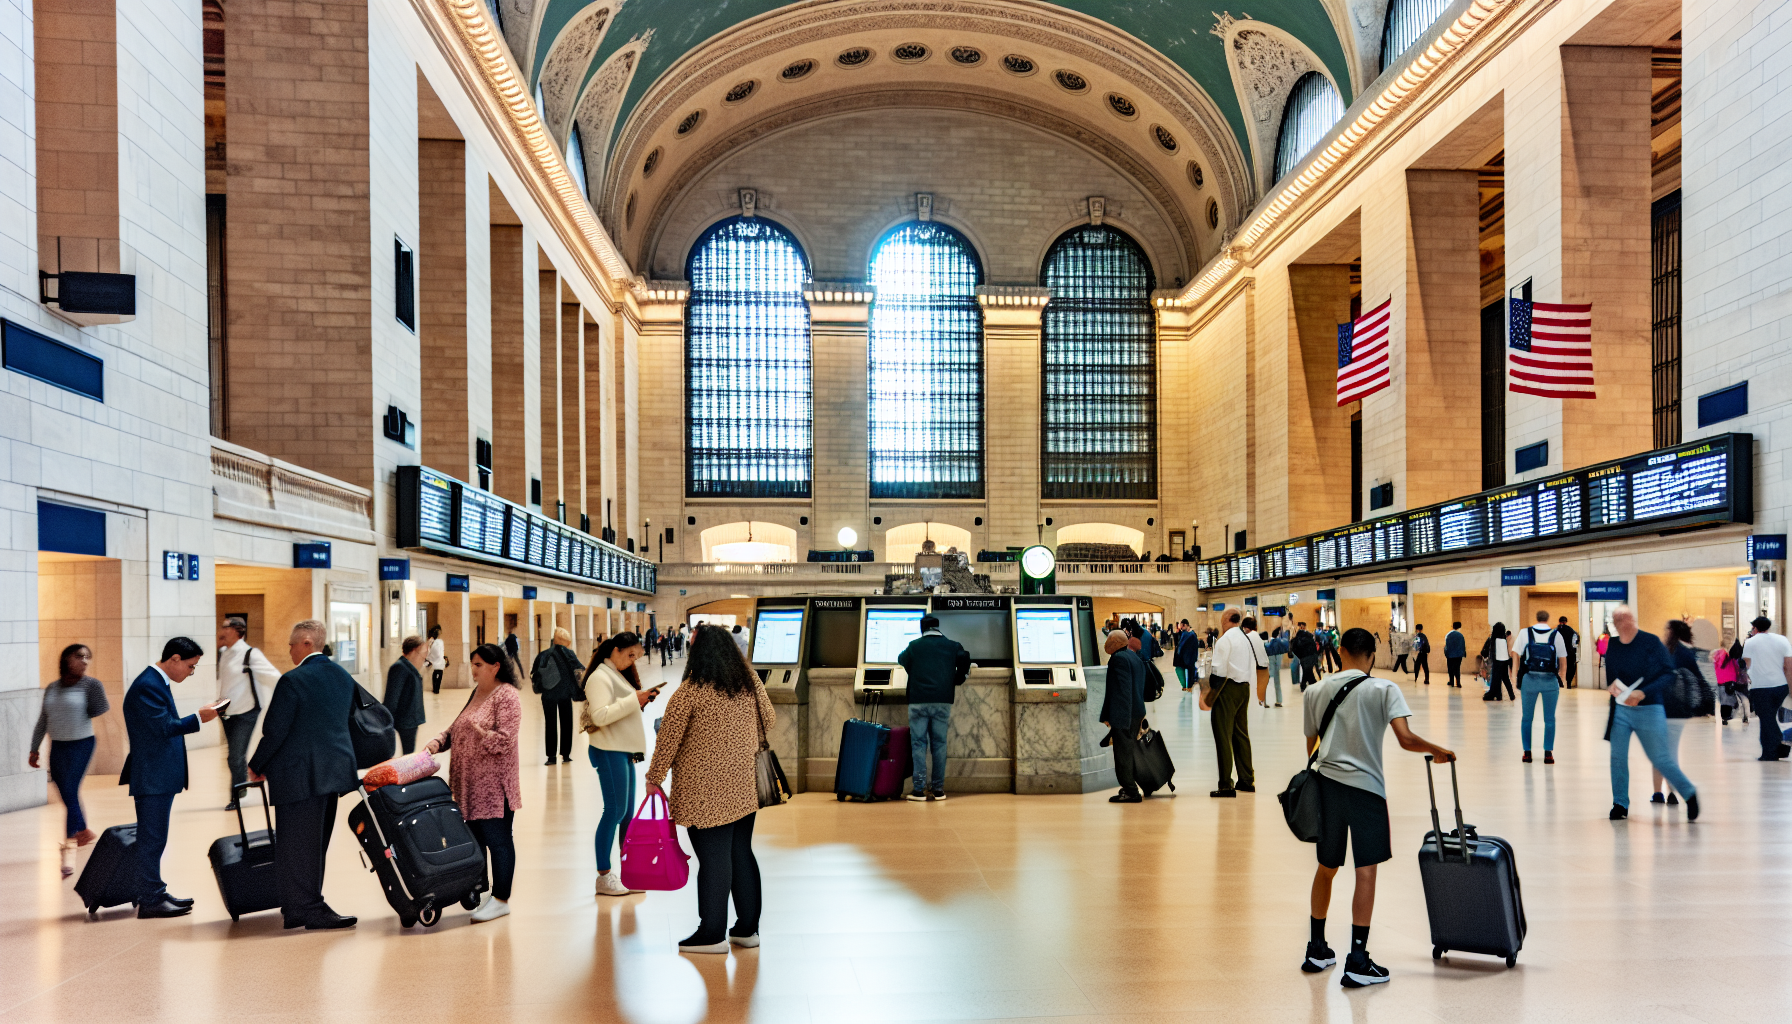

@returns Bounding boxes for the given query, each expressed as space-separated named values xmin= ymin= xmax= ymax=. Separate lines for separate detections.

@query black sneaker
xmin=1301 ymin=941 xmax=1336 ymax=973
xmin=1609 ymin=803 xmax=1628 ymax=820
xmin=1649 ymin=792 xmax=1664 ymax=804
xmin=1686 ymin=793 xmax=1700 ymax=821
xmin=1666 ymin=792 xmax=1679 ymax=806
xmin=1340 ymin=952 xmax=1389 ymax=987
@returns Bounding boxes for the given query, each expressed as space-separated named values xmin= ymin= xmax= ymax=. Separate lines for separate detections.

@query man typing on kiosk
xmin=898 ymin=615 xmax=971 ymax=802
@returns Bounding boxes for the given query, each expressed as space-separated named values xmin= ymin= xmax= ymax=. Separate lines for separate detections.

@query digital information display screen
xmin=417 ymin=469 xmax=454 ymax=544
xmin=1195 ymin=433 xmax=1750 ymax=591
xmin=863 ymin=608 xmax=924 ymax=664
xmin=1015 ymin=607 xmax=1077 ymax=665
xmin=750 ymin=608 xmax=804 ymax=664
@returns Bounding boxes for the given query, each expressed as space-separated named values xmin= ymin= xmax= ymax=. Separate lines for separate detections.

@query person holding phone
xmin=579 ymin=631 xmax=655 ymax=896
xmin=121 ymin=637 xmax=226 ymax=917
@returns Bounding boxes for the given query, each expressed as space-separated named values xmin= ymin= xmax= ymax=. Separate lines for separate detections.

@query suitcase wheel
xmin=400 ymin=912 xmax=417 ymax=928
xmin=1505 ymin=954 xmax=1517 ymax=968
xmin=1432 ymin=947 xmax=1444 ymax=960
xmin=230 ymin=913 xmax=240 ymax=923
xmin=461 ymin=892 xmax=481 ymax=911
xmin=836 ymin=793 xmax=845 ymax=802
xmin=418 ymin=904 xmax=440 ymax=927
xmin=87 ymin=909 xmax=98 ymax=922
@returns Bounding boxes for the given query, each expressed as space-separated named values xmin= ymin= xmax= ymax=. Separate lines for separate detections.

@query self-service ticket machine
xmin=1010 ymin=595 xmax=1109 ymax=795
xmin=1011 ymin=597 xmax=1088 ymax=690
xmin=749 ymin=601 xmax=809 ymax=689
xmin=854 ymin=598 xmax=927 ymax=696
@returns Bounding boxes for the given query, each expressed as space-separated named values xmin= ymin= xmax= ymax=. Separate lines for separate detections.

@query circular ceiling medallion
xmin=836 ymin=47 xmax=874 ymax=68
xmin=675 ymin=109 xmax=703 ymax=135
xmin=724 ymin=80 xmax=757 ymax=103
xmin=1206 ymin=198 xmax=1220 ymax=230
xmin=1152 ymin=125 xmax=1178 ymax=152
xmin=1187 ymin=161 xmax=1204 ymax=189
xmin=780 ymin=59 xmax=816 ymax=81
xmin=949 ymin=46 xmax=983 ymax=66
xmin=642 ymin=147 xmax=661 ymax=177
xmin=1053 ymin=69 xmax=1088 ymax=93
xmin=1106 ymin=93 xmax=1138 ymax=119
xmin=892 ymin=42 xmax=929 ymax=63
xmin=1001 ymin=54 xmax=1037 ymax=76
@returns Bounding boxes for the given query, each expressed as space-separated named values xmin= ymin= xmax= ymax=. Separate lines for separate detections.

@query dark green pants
xmin=1210 ymin=680 xmax=1254 ymax=790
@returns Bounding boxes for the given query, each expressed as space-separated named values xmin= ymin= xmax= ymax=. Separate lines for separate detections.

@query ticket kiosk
xmin=1011 ymin=597 xmax=1087 ymax=690
xmin=749 ymin=600 xmax=808 ymax=689
xmin=855 ymin=598 xmax=927 ymax=695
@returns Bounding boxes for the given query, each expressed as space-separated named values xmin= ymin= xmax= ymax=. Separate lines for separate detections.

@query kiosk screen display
xmin=1015 ymin=608 xmax=1077 ymax=664
xmin=750 ymin=609 xmax=805 ymax=664
xmin=863 ymin=608 xmax=923 ymax=664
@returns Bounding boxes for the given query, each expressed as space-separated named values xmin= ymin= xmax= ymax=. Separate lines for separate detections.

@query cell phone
xmin=212 ymin=698 xmax=231 ymax=711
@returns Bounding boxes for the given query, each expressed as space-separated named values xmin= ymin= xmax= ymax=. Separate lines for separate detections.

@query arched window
xmin=1274 ymin=72 xmax=1344 ymax=181
xmin=685 ymin=217 xmax=812 ymax=498
xmin=868 ymin=222 xmax=984 ymax=499
xmin=1040 ymin=226 xmax=1157 ymax=499
xmin=1381 ymin=0 xmax=1452 ymax=71
xmin=566 ymin=124 xmax=590 ymax=199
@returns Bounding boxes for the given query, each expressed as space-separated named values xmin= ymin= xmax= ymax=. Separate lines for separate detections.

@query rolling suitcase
xmin=1418 ymin=755 xmax=1526 ymax=967
xmin=1132 ymin=724 xmax=1177 ymax=796
xmin=347 ymin=776 xmax=487 ymax=927
xmin=873 ymin=726 xmax=912 ymax=799
xmin=209 ymin=782 xmax=280 ymax=921
xmin=835 ymin=690 xmax=891 ymax=802
xmin=75 ymin=823 xmax=142 ymax=919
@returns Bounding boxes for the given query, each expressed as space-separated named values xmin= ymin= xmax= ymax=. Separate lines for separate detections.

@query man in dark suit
xmin=1100 ymin=630 xmax=1148 ymax=803
xmin=121 ymin=636 xmax=226 ymax=917
xmin=383 ymin=635 xmax=428 ymax=754
xmin=249 ymin=619 xmax=358 ymax=930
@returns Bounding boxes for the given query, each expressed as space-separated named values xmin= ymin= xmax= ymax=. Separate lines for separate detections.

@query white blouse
xmin=579 ymin=661 xmax=647 ymax=754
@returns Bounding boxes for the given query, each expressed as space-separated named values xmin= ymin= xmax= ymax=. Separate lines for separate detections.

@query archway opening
xmin=1054 ymin=522 xmax=1145 ymax=561
xmin=699 ymin=521 xmax=798 ymax=562
xmin=883 ymin=521 xmax=973 ymax=564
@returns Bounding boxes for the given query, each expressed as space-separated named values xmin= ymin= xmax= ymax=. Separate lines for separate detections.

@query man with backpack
xmin=1291 ymin=623 xmax=1320 ymax=690
xmin=1517 ymin=610 xmax=1568 ymax=764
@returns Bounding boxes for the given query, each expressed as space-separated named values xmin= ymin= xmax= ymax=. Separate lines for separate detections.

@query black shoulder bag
xmin=1277 ymin=673 xmax=1366 ymax=843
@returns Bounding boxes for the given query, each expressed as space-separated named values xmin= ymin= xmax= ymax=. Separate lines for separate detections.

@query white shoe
xmin=678 ymin=938 xmax=730 ymax=954
xmin=729 ymin=933 xmax=760 ymax=948
xmin=595 ymin=873 xmax=640 ymax=896
xmin=59 ymin=839 xmax=76 ymax=879
xmin=470 ymin=897 xmax=510 ymax=922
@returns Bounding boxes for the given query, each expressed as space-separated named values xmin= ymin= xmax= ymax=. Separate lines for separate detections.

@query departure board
xmin=1195 ymin=434 xmax=1751 ymax=592
xmin=1235 ymin=554 xmax=1259 ymax=583
xmin=417 ymin=469 xmax=455 ymax=544
xmin=526 ymin=520 xmax=544 ymax=566
xmin=505 ymin=508 xmax=527 ymax=563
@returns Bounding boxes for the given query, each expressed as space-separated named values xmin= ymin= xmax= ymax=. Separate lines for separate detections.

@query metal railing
xmin=653 ymin=559 xmax=1197 ymax=582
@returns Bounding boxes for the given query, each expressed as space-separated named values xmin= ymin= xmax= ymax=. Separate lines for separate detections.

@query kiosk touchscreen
xmin=856 ymin=603 xmax=926 ymax=692
xmin=749 ymin=604 xmax=807 ymax=687
xmin=1012 ymin=599 xmax=1086 ymax=689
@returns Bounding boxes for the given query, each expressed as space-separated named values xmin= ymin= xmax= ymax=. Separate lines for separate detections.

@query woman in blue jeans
xmin=27 ymin=644 xmax=111 ymax=878
xmin=1604 ymin=606 xmax=1698 ymax=820
xmin=579 ymin=631 xmax=657 ymax=896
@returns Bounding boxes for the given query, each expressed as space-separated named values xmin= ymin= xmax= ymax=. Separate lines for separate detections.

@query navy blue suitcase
xmin=835 ymin=716 xmax=890 ymax=801
xmin=1417 ymin=756 xmax=1526 ymax=967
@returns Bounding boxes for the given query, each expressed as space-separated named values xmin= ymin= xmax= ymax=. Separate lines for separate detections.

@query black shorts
xmin=1316 ymin=774 xmax=1391 ymax=869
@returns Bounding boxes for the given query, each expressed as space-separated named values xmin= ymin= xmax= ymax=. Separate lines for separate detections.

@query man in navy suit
xmin=249 ymin=619 xmax=359 ymax=929
xmin=121 ymin=636 xmax=226 ymax=918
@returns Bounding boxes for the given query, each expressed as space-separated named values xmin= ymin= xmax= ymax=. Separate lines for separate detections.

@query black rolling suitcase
xmin=209 ymin=782 xmax=280 ymax=921
xmin=835 ymin=692 xmax=892 ymax=802
xmin=75 ymin=823 xmax=142 ymax=919
xmin=347 ymin=776 xmax=487 ymax=927
xmin=1132 ymin=723 xmax=1177 ymax=796
xmin=1418 ymin=755 xmax=1527 ymax=966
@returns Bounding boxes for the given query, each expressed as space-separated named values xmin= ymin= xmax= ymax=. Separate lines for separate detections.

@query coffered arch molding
xmin=601 ymin=0 xmax=1253 ymax=257
xmin=639 ymin=88 xmax=1201 ymax=286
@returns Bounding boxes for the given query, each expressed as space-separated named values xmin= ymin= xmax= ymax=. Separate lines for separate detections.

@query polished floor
xmin=3 ymin=657 xmax=1786 ymax=1023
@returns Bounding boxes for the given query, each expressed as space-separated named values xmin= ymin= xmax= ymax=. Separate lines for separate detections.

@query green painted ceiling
xmin=525 ymin=0 xmax=1357 ymax=171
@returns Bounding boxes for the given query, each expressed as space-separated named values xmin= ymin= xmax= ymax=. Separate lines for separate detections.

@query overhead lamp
xmin=837 ymin=527 xmax=858 ymax=549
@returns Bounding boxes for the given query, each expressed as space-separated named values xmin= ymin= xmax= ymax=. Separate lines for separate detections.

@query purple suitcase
xmin=874 ymin=726 xmax=913 ymax=798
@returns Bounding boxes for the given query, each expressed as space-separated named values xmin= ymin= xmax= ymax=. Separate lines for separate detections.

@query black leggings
xmin=685 ymin=812 xmax=761 ymax=944
xmin=468 ymin=806 xmax=516 ymax=901
xmin=543 ymin=696 xmax=573 ymax=759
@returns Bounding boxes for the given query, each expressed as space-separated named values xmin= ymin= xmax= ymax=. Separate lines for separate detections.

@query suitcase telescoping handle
xmin=232 ymin=781 xmax=275 ymax=848
xmin=1423 ymin=755 xmax=1471 ymax=864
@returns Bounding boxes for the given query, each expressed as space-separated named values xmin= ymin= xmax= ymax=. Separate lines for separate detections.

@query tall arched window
xmin=566 ymin=124 xmax=590 ymax=199
xmin=868 ymin=222 xmax=984 ymax=499
xmin=685 ymin=217 xmax=812 ymax=498
xmin=1381 ymin=0 xmax=1452 ymax=71
xmin=1040 ymin=226 xmax=1157 ymax=499
xmin=1274 ymin=72 xmax=1344 ymax=181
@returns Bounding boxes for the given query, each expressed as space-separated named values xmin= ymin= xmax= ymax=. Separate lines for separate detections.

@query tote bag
xmin=619 ymin=790 xmax=690 ymax=891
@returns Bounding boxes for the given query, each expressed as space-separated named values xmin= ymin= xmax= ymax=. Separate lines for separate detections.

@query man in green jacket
xmin=898 ymin=615 xmax=972 ymax=802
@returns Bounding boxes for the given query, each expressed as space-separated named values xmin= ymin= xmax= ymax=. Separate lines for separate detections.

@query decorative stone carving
xmin=569 ymin=37 xmax=648 ymax=211
xmin=538 ymin=3 xmax=614 ymax=147
xmin=1211 ymin=11 xmax=1327 ymax=194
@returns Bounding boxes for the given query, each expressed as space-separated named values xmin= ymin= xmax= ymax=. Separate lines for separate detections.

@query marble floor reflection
xmin=2 ymin=656 xmax=1787 ymax=1023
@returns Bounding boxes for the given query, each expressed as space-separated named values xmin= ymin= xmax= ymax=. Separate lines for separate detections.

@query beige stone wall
xmin=420 ymin=139 xmax=470 ymax=479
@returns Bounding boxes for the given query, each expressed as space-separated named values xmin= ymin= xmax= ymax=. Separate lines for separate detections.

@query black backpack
xmin=1667 ymin=661 xmax=1716 ymax=718
xmin=1142 ymin=656 xmax=1166 ymax=703
xmin=1291 ymin=631 xmax=1317 ymax=659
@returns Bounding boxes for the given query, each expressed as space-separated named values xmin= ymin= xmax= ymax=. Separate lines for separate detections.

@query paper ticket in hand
xmin=1613 ymin=678 xmax=1646 ymax=702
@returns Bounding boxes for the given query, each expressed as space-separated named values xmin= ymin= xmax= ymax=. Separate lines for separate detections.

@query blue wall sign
xmin=378 ymin=558 xmax=411 ymax=581
xmin=637 ymin=602 xmax=647 ymax=612
xmin=39 ymin=501 xmax=104 ymax=556
xmin=1585 ymin=580 xmax=1629 ymax=602
xmin=186 ymin=554 xmax=200 ymax=581
xmin=1387 ymin=581 xmax=1408 ymax=595
xmin=566 ymin=591 xmax=575 ymax=604
xmin=1747 ymin=534 xmax=1787 ymax=561
xmin=1262 ymin=606 xmax=1288 ymax=617
xmin=1501 ymin=567 xmax=1537 ymax=587
xmin=522 ymin=586 xmax=538 ymax=600
xmin=1317 ymin=589 xmax=1337 ymax=601
xmin=293 ymin=541 xmax=332 ymax=569
xmin=163 ymin=551 xmax=184 ymax=580
xmin=1212 ymin=603 xmax=1225 ymax=611
xmin=1244 ymin=596 xmax=1258 ymax=606
xmin=446 ymin=574 xmax=471 ymax=593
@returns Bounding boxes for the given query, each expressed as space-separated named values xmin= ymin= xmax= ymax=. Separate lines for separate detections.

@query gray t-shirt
xmin=1303 ymin=670 xmax=1412 ymax=799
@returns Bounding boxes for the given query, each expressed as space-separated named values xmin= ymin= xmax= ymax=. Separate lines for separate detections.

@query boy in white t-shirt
xmin=1300 ymin=628 xmax=1456 ymax=988
xmin=1743 ymin=616 xmax=1792 ymax=760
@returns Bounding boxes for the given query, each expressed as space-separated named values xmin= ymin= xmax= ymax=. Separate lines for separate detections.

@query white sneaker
xmin=470 ymin=897 xmax=510 ymax=923
xmin=595 ymin=873 xmax=640 ymax=896
xmin=729 ymin=933 xmax=760 ymax=948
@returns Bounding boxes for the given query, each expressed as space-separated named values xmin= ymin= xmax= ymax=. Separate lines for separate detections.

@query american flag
xmin=1508 ymin=299 xmax=1595 ymax=399
xmin=1336 ymin=299 xmax=1391 ymax=405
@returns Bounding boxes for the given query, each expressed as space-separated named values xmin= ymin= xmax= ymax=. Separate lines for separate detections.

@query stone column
xmin=419 ymin=138 xmax=471 ymax=478
xmin=977 ymin=287 xmax=1048 ymax=553
xmin=628 ymin=287 xmax=686 ymax=558
xmin=806 ymin=284 xmax=874 ymax=556
xmin=490 ymin=222 xmax=538 ymax=507
xmin=1403 ymin=170 xmax=1484 ymax=507
xmin=1287 ymin=266 xmax=1355 ymax=533
xmin=539 ymin=262 xmax=561 ymax=515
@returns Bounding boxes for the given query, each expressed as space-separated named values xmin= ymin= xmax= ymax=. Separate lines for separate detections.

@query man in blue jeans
xmin=1604 ymin=605 xmax=1698 ymax=820
xmin=898 ymin=616 xmax=971 ymax=801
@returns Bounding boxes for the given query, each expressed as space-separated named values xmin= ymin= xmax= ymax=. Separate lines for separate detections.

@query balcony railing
xmin=653 ymin=560 xmax=1199 ymax=583
xmin=211 ymin=438 xmax=375 ymax=544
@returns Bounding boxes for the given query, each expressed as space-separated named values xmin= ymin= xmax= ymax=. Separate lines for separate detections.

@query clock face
xmin=1021 ymin=545 xmax=1055 ymax=578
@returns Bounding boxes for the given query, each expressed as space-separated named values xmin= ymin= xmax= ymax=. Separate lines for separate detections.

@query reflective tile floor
xmin=2 ymin=657 xmax=1787 ymax=1023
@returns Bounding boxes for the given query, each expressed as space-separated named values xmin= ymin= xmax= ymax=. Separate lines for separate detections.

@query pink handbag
xmin=361 ymin=750 xmax=440 ymax=791
xmin=618 ymin=790 xmax=690 ymax=891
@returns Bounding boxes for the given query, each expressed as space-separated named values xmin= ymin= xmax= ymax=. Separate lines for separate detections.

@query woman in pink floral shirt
xmin=426 ymin=643 xmax=521 ymax=922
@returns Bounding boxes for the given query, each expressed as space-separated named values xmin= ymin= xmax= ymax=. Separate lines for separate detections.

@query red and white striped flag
xmin=1336 ymin=299 xmax=1391 ymax=406
xmin=1507 ymin=300 xmax=1595 ymax=399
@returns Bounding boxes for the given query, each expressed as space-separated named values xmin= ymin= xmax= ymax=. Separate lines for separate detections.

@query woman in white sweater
xmin=579 ymin=631 xmax=658 ymax=896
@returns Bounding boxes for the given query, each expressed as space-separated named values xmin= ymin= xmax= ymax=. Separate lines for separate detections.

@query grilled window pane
xmin=1274 ymin=72 xmax=1344 ymax=181
xmin=1381 ymin=0 xmax=1452 ymax=71
xmin=685 ymin=218 xmax=813 ymax=498
xmin=868 ymin=222 xmax=984 ymax=500
xmin=1040 ymin=225 xmax=1157 ymax=500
